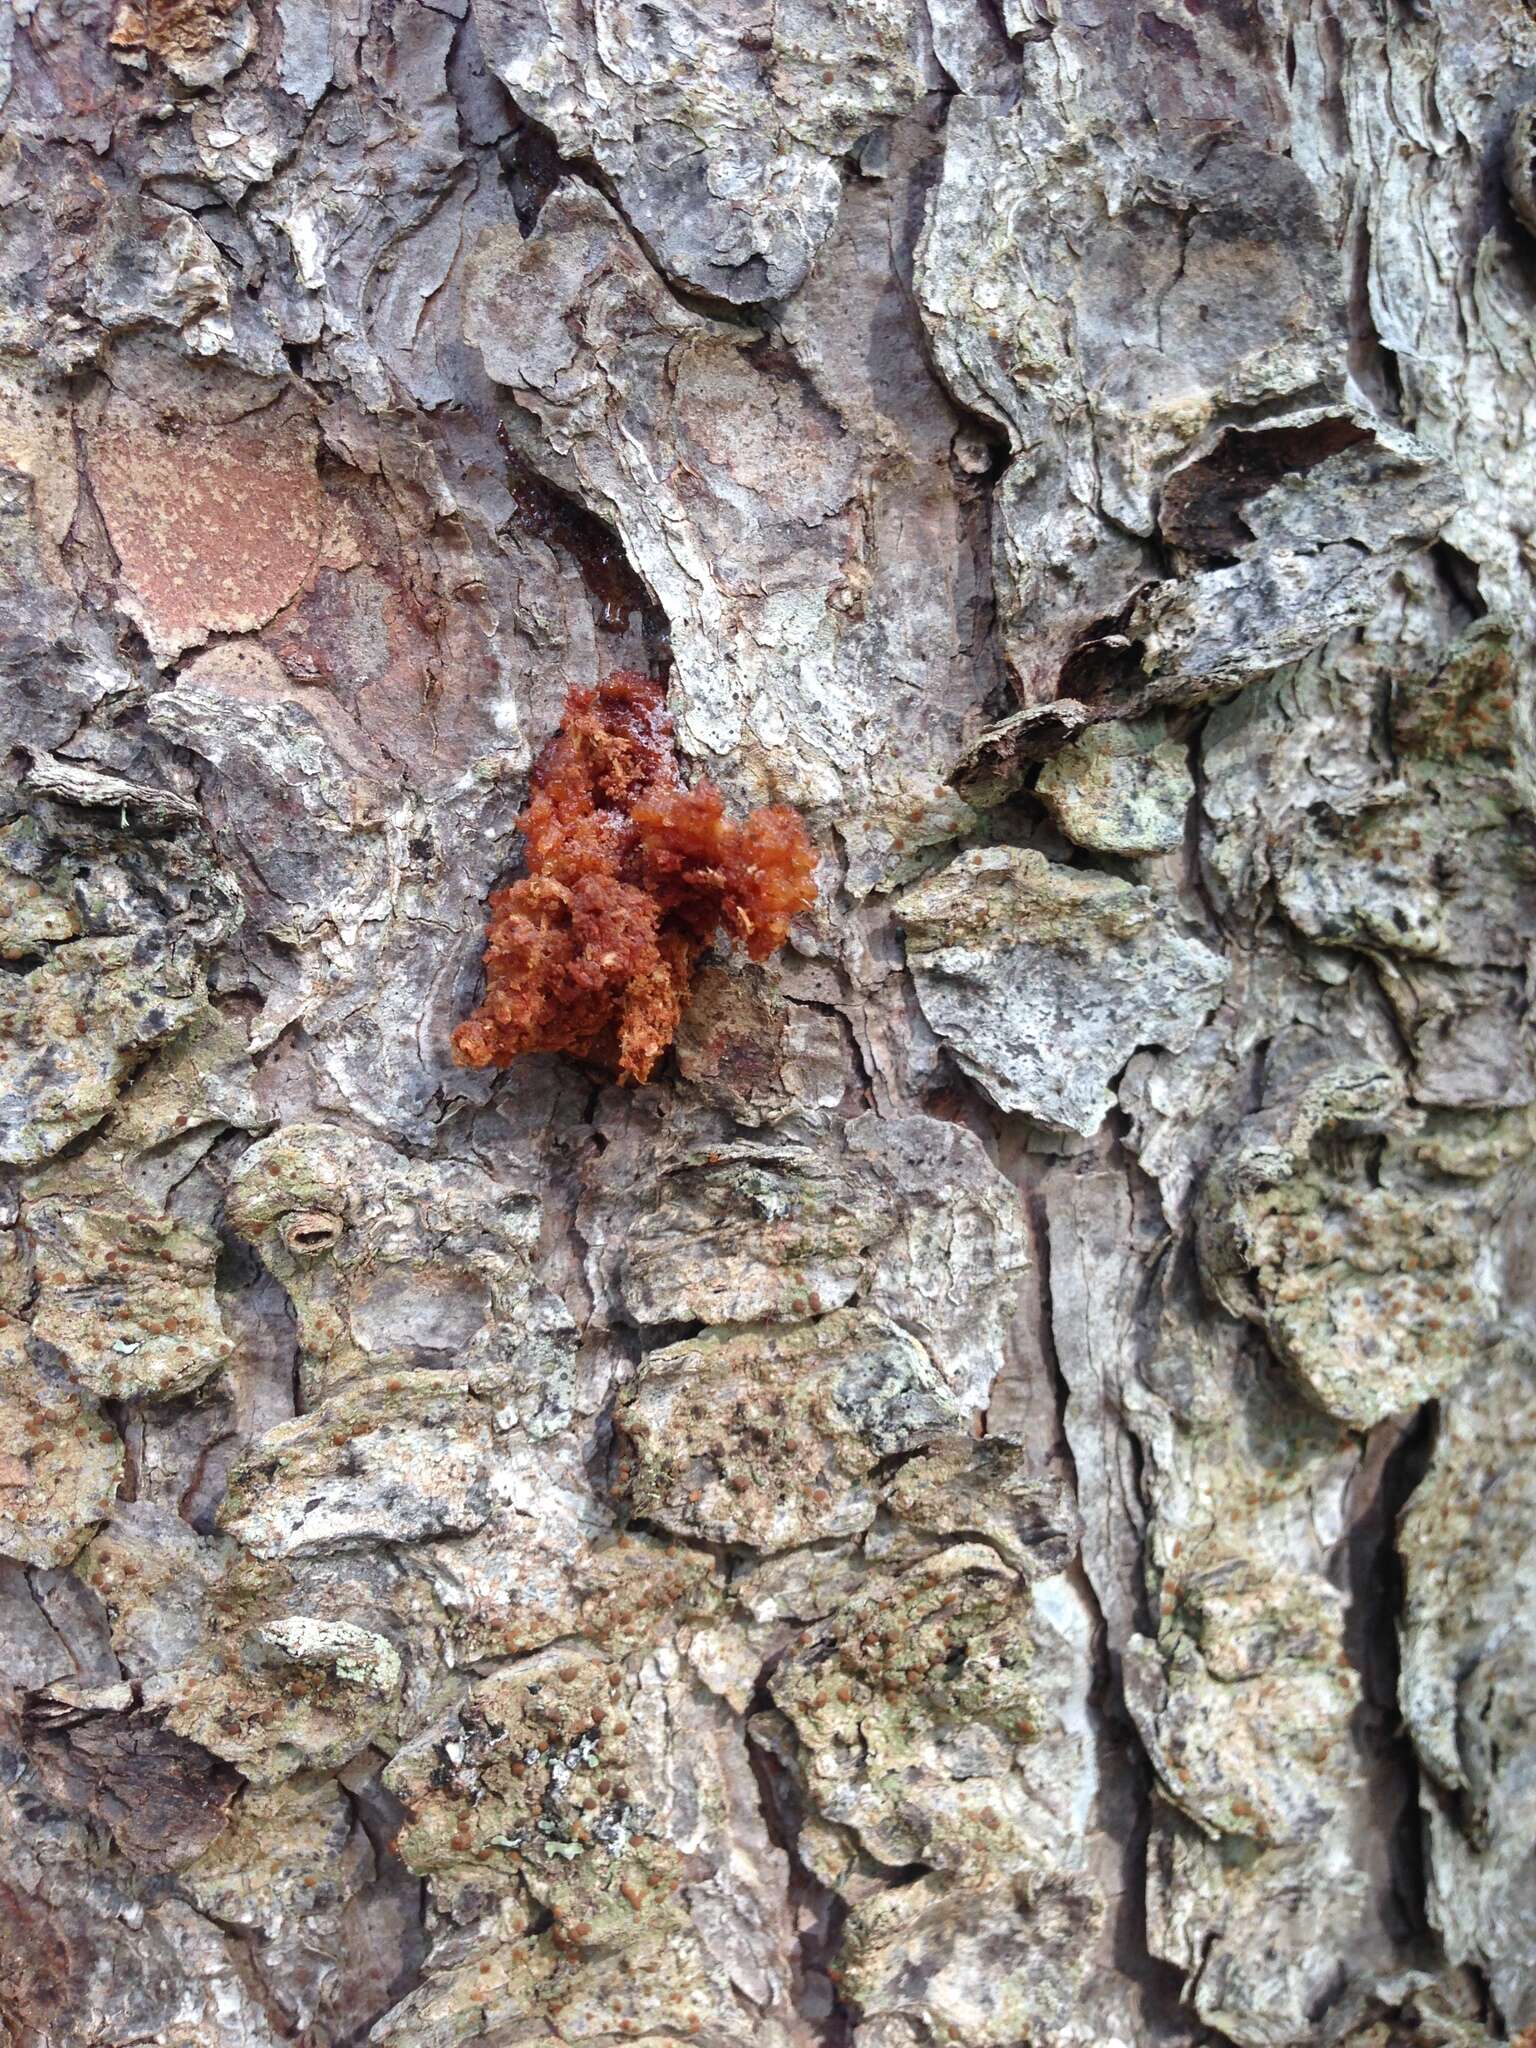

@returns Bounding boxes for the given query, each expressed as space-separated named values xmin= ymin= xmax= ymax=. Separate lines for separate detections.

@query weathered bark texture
xmin=0 ymin=1 xmax=1533 ymax=2044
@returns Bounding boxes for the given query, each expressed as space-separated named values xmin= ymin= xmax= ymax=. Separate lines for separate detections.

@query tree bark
xmin=1 ymin=2 xmax=1532 ymax=2045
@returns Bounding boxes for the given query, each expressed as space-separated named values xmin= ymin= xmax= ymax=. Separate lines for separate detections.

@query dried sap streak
xmin=453 ymin=675 xmax=818 ymax=1084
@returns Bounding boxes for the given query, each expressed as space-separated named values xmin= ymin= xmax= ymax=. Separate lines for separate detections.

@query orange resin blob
xmin=453 ymin=675 xmax=818 ymax=1084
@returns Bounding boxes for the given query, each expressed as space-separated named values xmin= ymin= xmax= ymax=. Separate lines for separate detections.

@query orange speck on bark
xmin=452 ymin=674 xmax=817 ymax=1084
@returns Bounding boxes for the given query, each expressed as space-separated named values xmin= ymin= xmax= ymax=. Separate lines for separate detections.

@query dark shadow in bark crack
xmin=495 ymin=423 xmax=674 ymax=672
xmin=1338 ymin=1403 xmax=1439 ymax=1958
xmin=745 ymin=1665 xmax=855 ymax=2047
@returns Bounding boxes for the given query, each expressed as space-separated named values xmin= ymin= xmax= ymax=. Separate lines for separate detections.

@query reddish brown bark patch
xmin=109 ymin=0 xmax=242 ymax=63
xmin=453 ymin=675 xmax=818 ymax=1084
xmin=86 ymin=416 xmax=324 ymax=660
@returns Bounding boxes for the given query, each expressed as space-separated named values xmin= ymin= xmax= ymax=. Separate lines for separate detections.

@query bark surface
xmin=0 ymin=2 xmax=1533 ymax=2045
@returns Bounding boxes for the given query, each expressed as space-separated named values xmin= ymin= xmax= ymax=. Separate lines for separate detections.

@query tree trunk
xmin=1 ymin=1 xmax=1532 ymax=2044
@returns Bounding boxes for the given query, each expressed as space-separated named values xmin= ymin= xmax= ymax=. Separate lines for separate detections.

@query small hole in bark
xmin=280 ymin=1212 xmax=343 ymax=1256
xmin=950 ymin=416 xmax=1010 ymax=483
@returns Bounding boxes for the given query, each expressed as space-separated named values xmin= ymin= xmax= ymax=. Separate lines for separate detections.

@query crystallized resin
xmin=453 ymin=675 xmax=817 ymax=1084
